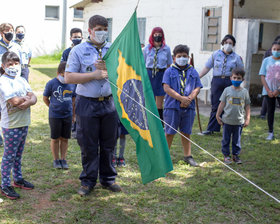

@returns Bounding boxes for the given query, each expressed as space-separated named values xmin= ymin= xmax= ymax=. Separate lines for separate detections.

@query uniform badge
xmin=86 ymin=66 xmax=93 ymax=72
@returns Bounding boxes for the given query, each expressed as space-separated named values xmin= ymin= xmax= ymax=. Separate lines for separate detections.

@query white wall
xmin=0 ymin=0 xmax=84 ymax=56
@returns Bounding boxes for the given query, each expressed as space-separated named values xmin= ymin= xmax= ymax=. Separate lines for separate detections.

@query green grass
xmin=0 ymin=61 xmax=279 ymax=223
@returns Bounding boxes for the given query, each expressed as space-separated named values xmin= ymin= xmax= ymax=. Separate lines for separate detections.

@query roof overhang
xmin=71 ymin=0 xmax=103 ymax=9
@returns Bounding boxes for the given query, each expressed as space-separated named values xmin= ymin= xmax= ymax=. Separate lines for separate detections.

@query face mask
xmin=153 ymin=36 xmax=162 ymax=43
xmin=175 ymin=57 xmax=188 ymax=67
xmin=5 ymin=66 xmax=20 ymax=77
xmin=16 ymin=33 xmax=25 ymax=40
xmin=93 ymin=31 xmax=108 ymax=44
xmin=223 ymin=43 xmax=233 ymax=53
xmin=231 ymin=80 xmax=242 ymax=87
xmin=272 ymin=50 xmax=280 ymax=58
xmin=58 ymin=75 xmax=65 ymax=84
xmin=72 ymin=38 xmax=82 ymax=46
xmin=4 ymin=32 xmax=13 ymax=41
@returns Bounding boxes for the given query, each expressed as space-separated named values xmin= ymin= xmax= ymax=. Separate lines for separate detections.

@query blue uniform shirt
xmin=143 ymin=44 xmax=173 ymax=69
xmin=65 ymin=41 xmax=112 ymax=98
xmin=61 ymin=47 xmax=72 ymax=62
xmin=14 ymin=40 xmax=32 ymax=65
xmin=0 ymin=39 xmax=21 ymax=63
xmin=43 ymin=78 xmax=76 ymax=118
xmin=162 ymin=64 xmax=203 ymax=110
xmin=205 ymin=49 xmax=244 ymax=77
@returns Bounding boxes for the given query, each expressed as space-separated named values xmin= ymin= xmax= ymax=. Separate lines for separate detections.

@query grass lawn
xmin=0 ymin=61 xmax=279 ymax=224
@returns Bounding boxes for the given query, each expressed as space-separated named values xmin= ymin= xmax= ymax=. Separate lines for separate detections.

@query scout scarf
xmin=152 ymin=47 xmax=160 ymax=78
xmin=86 ymin=38 xmax=107 ymax=59
xmin=172 ymin=63 xmax=192 ymax=95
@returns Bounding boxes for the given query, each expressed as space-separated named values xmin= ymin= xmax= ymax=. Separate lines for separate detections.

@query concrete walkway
xmin=196 ymin=99 xmax=262 ymax=117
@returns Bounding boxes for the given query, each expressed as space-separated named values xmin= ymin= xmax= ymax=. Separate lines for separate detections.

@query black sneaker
xmin=201 ymin=130 xmax=214 ymax=135
xmin=60 ymin=159 xmax=69 ymax=169
xmin=117 ymin=158 xmax=126 ymax=167
xmin=101 ymin=183 xmax=122 ymax=192
xmin=77 ymin=185 xmax=93 ymax=196
xmin=184 ymin=156 xmax=199 ymax=167
xmin=1 ymin=186 xmax=20 ymax=200
xmin=233 ymin=155 xmax=242 ymax=164
xmin=53 ymin=160 xmax=62 ymax=169
xmin=13 ymin=179 xmax=34 ymax=190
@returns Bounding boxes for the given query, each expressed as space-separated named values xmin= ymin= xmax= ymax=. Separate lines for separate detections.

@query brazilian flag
xmin=103 ymin=11 xmax=173 ymax=184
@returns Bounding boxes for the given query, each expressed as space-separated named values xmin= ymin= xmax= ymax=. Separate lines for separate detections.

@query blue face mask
xmin=272 ymin=50 xmax=280 ymax=58
xmin=72 ymin=38 xmax=82 ymax=46
xmin=16 ymin=33 xmax=25 ymax=40
xmin=231 ymin=80 xmax=242 ymax=87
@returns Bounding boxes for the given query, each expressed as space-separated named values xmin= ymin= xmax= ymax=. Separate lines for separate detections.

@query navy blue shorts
xmin=147 ymin=69 xmax=165 ymax=96
xmin=49 ymin=116 xmax=72 ymax=139
xmin=164 ymin=108 xmax=195 ymax=135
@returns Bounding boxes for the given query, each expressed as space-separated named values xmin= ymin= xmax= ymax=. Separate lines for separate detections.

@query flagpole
xmin=190 ymin=53 xmax=203 ymax=133
xmin=135 ymin=0 xmax=141 ymax=10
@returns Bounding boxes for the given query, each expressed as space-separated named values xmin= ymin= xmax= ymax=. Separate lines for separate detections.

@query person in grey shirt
xmin=216 ymin=68 xmax=250 ymax=165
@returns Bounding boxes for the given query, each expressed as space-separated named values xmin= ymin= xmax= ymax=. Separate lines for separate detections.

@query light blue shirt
xmin=143 ymin=44 xmax=172 ymax=69
xmin=259 ymin=56 xmax=280 ymax=95
xmin=65 ymin=41 xmax=112 ymax=98
xmin=0 ymin=39 xmax=21 ymax=63
xmin=205 ymin=49 xmax=244 ymax=77
xmin=14 ymin=40 xmax=32 ymax=65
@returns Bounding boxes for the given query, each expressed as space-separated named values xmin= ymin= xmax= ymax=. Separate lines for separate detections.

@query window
xmin=74 ymin=8 xmax=83 ymax=19
xmin=45 ymin=6 xmax=59 ymax=19
xmin=107 ymin=18 xmax=113 ymax=42
xmin=137 ymin=18 xmax=146 ymax=45
xmin=201 ymin=7 xmax=222 ymax=51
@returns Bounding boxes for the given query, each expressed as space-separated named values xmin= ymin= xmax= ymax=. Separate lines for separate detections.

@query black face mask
xmin=4 ymin=32 xmax=13 ymax=41
xmin=153 ymin=36 xmax=162 ymax=43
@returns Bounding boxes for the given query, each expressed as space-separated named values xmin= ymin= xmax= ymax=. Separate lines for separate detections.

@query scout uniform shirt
xmin=65 ymin=41 xmax=111 ymax=98
xmin=205 ymin=49 xmax=244 ymax=77
xmin=14 ymin=40 xmax=32 ymax=66
xmin=0 ymin=39 xmax=21 ymax=63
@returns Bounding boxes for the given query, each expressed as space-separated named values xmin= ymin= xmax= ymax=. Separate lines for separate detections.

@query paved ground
xmin=196 ymin=99 xmax=262 ymax=117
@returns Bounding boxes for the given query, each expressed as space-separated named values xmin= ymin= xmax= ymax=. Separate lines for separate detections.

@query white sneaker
xmin=266 ymin=132 xmax=274 ymax=140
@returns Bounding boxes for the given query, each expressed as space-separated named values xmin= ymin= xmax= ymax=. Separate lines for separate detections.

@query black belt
xmin=79 ymin=94 xmax=112 ymax=101
xmin=147 ymin=68 xmax=166 ymax=72
xmin=21 ymin=64 xmax=29 ymax=68
xmin=213 ymin=75 xmax=230 ymax=79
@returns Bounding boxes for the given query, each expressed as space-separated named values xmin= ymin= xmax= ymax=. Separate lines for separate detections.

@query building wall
xmin=0 ymin=0 xmax=83 ymax=56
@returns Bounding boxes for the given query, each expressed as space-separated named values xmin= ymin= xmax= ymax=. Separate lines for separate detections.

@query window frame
xmin=45 ymin=5 xmax=60 ymax=20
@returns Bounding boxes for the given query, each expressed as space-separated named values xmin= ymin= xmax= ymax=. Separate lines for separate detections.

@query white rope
xmin=106 ymin=78 xmax=280 ymax=204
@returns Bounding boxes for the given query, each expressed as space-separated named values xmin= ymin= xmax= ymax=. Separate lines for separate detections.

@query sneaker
xmin=60 ymin=159 xmax=69 ymax=169
xmin=53 ymin=160 xmax=62 ymax=169
xmin=13 ymin=179 xmax=34 ymax=190
xmin=77 ymin=185 xmax=93 ymax=196
xmin=184 ymin=156 xmax=199 ymax=167
xmin=233 ymin=155 xmax=242 ymax=164
xmin=112 ymin=158 xmax=117 ymax=168
xmin=201 ymin=130 xmax=214 ymax=136
xmin=1 ymin=186 xmax=20 ymax=200
xmin=117 ymin=158 xmax=126 ymax=167
xmin=266 ymin=132 xmax=274 ymax=141
xmin=224 ymin=156 xmax=232 ymax=165
xmin=101 ymin=183 xmax=122 ymax=192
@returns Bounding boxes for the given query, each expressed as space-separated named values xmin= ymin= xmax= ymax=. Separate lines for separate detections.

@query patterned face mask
xmin=5 ymin=66 xmax=20 ymax=77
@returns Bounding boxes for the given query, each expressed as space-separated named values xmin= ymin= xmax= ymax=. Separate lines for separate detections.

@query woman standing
xmin=199 ymin=34 xmax=244 ymax=135
xmin=143 ymin=27 xmax=172 ymax=121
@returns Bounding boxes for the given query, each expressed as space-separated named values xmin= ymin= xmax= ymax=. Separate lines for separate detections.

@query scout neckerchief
xmin=172 ymin=63 xmax=192 ymax=95
xmin=86 ymin=38 xmax=107 ymax=59
xmin=152 ymin=47 xmax=160 ymax=78
xmin=0 ymin=39 xmax=11 ymax=50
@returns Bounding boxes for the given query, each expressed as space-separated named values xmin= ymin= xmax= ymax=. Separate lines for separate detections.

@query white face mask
xmin=5 ymin=65 xmax=21 ymax=77
xmin=175 ymin=57 xmax=188 ymax=66
xmin=223 ymin=43 xmax=233 ymax=53
xmin=58 ymin=75 xmax=65 ymax=84
xmin=93 ymin=31 xmax=108 ymax=44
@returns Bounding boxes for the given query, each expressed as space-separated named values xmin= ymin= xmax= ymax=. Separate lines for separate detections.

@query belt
xmin=213 ymin=75 xmax=230 ymax=79
xmin=80 ymin=94 xmax=112 ymax=101
xmin=21 ymin=64 xmax=29 ymax=68
xmin=147 ymin=68 xmax=166 ymax=72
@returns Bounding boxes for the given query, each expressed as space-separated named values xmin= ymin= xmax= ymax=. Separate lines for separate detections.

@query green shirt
xmin=220 ymin=86 xmax=250 ymax=125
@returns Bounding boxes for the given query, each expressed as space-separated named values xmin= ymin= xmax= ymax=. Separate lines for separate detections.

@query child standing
xmin=43 ymin=62 xmax=76 ymax=169
xmin=259 ymin=40 xmax=280 ymax=140
xmin=162 ymin=44 xmax=202 ymax=167
xmin=113 ymin=122 xmax=128 ymax=167
xmin=0 ymin=51 xmax=37 ymax=199
xmin=216 ymin=68 xmax=250 ymax=164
